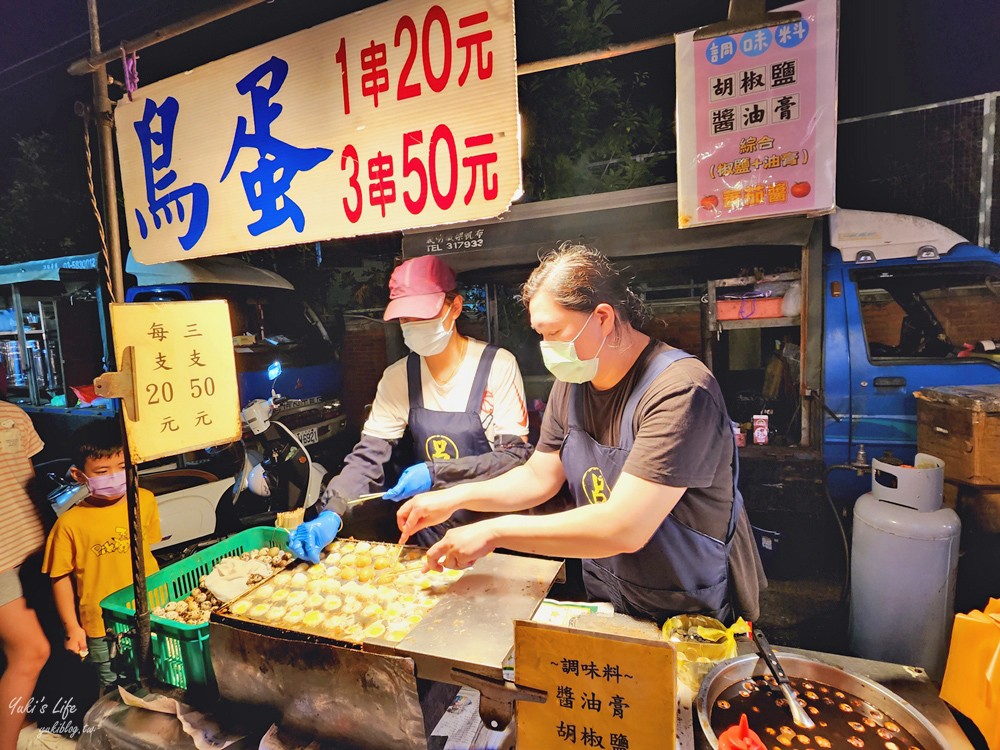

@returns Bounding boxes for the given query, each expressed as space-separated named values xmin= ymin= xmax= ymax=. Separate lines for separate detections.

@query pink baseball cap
xmin=383 ymin=255 xmax=458 ymax=321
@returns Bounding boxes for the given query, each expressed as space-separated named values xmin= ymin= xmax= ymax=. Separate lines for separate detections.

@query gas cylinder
xmin=849 ymin=454 xmax=960 ymax=682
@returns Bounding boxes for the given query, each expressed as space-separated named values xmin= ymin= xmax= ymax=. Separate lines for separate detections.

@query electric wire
xmin=824 ymin=463 xmax=869 ymax=605
xmin=0 ymin=0 xmax=169 ymax=78
xmin=0 ymin=1 xmax=183 ymax=96
xmin=81 ymin=111 xmax=113 ymax=304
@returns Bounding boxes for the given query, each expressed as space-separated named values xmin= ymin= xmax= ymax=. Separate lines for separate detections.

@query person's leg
xmin=0 ymin=581 xmax=50 ymax=750
xmin=85 ymin=636 xmax=117 ymax=690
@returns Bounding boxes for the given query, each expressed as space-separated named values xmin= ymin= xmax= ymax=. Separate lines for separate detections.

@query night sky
xmin=1 ymin=0 xmax=999 ymax=187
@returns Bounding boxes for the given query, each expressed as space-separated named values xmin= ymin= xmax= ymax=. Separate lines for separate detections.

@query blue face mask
xmin=539 ymin=311 xmax=608 ymax=383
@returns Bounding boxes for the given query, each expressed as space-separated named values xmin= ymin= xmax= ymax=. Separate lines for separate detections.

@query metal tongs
xmin=346 ymin=491 xmax=386 ymax=507
xmin=752 ymin=628 xmax=816 ymax=730
xmin=374 ymin=557 xmax=425 ymax=584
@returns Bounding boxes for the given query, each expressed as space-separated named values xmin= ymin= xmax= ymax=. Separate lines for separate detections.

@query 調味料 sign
xmin=515 ymin=620 xmax=677 ymax=750
xmin=115 ymin=0 xmax=521 ymax=264
xmin=675 ymin=0 xmax=837 ymax=228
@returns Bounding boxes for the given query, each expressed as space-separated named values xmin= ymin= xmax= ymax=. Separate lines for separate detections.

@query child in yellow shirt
xmin=43 ymin=422 xmax=161 ymax=688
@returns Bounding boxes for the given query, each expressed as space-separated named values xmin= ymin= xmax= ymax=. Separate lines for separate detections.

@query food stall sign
xmin=515 ymin=620 xmax=677 ymax=750
xmin=115 ymin=0 xmax=520 ymax=265
xmin=675 ymin=0 xmax=837 ymax=228
xmin=106 ymin=301 xmax=241 ymax=463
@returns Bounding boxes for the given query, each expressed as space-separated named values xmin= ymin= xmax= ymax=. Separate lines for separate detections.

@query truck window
xmin=855 ymin=265 xmax=1000 ymax=361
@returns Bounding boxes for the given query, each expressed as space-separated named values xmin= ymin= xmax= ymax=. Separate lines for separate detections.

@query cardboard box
xmin=915 ymin=385 xmax=1000 ymax=486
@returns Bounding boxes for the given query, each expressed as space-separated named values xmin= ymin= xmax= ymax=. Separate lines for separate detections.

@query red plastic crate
xmin=717 ymin=297 xmax=785 ymax=321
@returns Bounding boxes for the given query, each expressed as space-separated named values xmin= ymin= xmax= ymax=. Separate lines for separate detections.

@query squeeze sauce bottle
xmin=718 ymin=713 xmax=766 ymax=750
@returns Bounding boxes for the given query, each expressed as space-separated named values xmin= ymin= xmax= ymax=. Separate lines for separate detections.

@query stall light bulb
xmin=268 ymin=361 xmax=282 ymax=381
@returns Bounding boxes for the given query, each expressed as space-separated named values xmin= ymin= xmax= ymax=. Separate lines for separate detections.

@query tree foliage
xmin=0 ymin=132 xmax=95 ymax=264
xmin=518 ymin=0 xmax=668 ymax=200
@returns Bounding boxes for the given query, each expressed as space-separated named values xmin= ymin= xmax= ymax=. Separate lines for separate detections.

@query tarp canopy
xmin=126 ymin=253 xmax=293 ymax=290
xmin=402 ymin=184 xmax=817 ymax=274
xmin=0 ymin=253 xmax=98 ymax=286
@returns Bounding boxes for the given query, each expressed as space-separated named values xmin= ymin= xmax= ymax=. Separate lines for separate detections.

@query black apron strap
xmin=465 ymin=344 xmax=499 ymax=413
xmin=568 ymin=383 xmax=586 ymax=432
xmin=406 ymin=353 xmax=424 ymax=409
xmin=618 ymin=349 xmax=694 ymax=450
xmin=726 ymin=422 xmax=742 ymax=543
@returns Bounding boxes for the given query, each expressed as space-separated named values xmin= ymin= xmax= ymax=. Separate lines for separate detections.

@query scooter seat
xmin=141 ymin=469 xmax=221 ymax=496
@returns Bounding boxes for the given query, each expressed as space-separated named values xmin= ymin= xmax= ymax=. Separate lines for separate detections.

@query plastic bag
xmin=662 ymin=614 xmax=750 ymax=690
xmin=781 ymin=281 xmax=802 ymax=317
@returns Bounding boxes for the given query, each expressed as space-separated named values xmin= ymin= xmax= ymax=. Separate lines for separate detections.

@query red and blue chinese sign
xmin=115 ymin=0 xmax=520 ymax=264
xmin=675 ymin=0 xmax=837 ymax=228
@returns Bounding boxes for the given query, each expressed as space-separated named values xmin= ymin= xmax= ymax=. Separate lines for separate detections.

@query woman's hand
xmin=423 ymin=521 xmax=499 ymax=572
xmin=396 ymin=488 xmax=460 ymax=538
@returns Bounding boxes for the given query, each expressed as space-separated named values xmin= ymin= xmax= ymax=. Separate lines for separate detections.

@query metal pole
xmin=978 ymin=96 xmax=995 ymax=249
xmin=69 ymin=0 xmax=272 ymax=76
xmin=85 ymin=0 xmax=152 ymax=682
xmin=68 ymin=0 xmax=678 ymax=83
xmin=516 ymin=33 xmax=676 ymax=77
xmin=87 ymin=0 xmax=124 ymax=302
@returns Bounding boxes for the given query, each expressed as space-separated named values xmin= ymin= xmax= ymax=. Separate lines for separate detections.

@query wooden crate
xmin=915 ymin=385 xmax=1000 ymax=486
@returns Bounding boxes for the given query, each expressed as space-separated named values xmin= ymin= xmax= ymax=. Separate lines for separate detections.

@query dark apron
xmin=560 ymin=348 xmax=744 ymax=624
xmin=406 ymin=344 xmax=498 ymax=547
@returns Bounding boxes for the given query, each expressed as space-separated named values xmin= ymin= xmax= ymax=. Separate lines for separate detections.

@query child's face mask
xmin=86 ymin=470 xmax=127 ymax=500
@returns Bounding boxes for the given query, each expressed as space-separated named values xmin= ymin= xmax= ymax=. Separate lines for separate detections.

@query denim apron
xmin=560 ymin=348 xmax=743 ymax=624
xmin=407 ymin=344 xmax=498 ymax=546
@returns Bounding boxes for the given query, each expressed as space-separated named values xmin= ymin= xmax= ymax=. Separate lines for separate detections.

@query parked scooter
xmin=41 ymin=458 xmax=89 ymax=518
xmin=220 ymin=391 xmax=327 ymax=534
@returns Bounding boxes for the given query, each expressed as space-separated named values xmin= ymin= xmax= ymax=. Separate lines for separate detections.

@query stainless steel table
xmin=210 ymin=552 xmax=565 ymax=750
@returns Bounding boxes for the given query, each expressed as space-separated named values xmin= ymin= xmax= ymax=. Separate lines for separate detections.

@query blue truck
xmin=822 ymin=211 xmax=1000 ymax=467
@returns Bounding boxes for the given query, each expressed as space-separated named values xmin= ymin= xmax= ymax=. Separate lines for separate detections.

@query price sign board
xmin=109 ymin=301 xmax=241 ymax=463
xmin=515 ymin=620 xmax=677 ymax=750
xmin=115 ymin=0 xmax=520 ymax=264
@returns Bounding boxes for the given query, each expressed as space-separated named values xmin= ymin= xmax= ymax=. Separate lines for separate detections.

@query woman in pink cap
xmin=289 ymin=255 xmax=532 ymax=561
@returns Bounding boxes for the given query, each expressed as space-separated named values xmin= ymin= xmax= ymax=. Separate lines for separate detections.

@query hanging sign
xmin=675 ymin=0 xmax=837 ymax=228
xmin=515 ymin=620 xmax=677 ymax=750
xmin=115 ymin=0 xmax=520 ymax=264
xmin=107 ymin=301 xmax=241 ymax=463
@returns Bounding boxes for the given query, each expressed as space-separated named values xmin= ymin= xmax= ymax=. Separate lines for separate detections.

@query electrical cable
xmin=0 ymin=1 xmax=183 ymax=96
xmin=0 ymin=0 xmax=175 ymax=78
xmin=824 ymin=463 xmax=871 ymax=605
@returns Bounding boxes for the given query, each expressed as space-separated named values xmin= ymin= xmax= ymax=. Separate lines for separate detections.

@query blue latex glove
xmin=288 ymin=511 xmax=343 ymax=563
xmin=382 ymin=463 xmax=432 ymax=502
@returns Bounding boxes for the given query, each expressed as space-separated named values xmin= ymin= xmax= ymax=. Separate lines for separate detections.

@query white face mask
xmin=401 ymin=309 xmax=454 ymax=356
xmin=539 ymin=311 xmax=608 ymax=383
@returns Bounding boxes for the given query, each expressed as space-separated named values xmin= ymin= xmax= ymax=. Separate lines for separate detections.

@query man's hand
xmin=396 ymin=488 xmax=459 ymax=538
xmin=64 ymin=624 xmax=88 ymax=656
xmin=423 ymin=521 xmax=499 ymax=572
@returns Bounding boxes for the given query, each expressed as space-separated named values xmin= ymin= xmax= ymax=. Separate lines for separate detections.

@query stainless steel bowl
xmin=695 ymin=653 xmax=950 ymax=750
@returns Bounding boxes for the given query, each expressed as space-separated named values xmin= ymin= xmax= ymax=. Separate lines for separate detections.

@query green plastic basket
xmin=100 ymin=526 xmax=290 ymax=691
